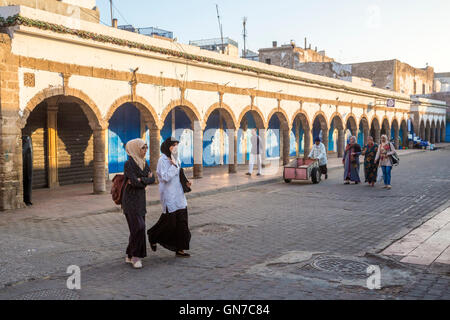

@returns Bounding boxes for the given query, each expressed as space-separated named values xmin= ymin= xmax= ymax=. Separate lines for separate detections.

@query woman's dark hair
xmin=160 ymin=137 xmax=179 ymax=158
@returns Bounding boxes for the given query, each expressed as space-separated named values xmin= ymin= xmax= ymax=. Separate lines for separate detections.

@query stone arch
xmin=391 ymin=118 xmax=400 ymax=148
xmin=311 ymin=111 xmax=329 ymax=151
xmin=19 ymin=86 xmax=106 ymax=194
xmin=400 ymin=119 xmax=408 ymax=148
xmin=106 ymin=95 xmax=160 ymax=129
xmin=345 ymin=113 xmax=358 ymax=136
xmin=291 ymin=110 xmax=312 ymax=157
xmin=203 ymin=102 xmax=238 ymax=129
xmin=419 ymin=119 xmax=425 ymax=140
xmin=381 ymin=116 xmax=390 ymax=136
xmin=370 ymin=116 xmax=381 ymax=144
xmin=425 ymin=119 xmax=431 ymax=142
xmin=430 ymin=120 xmax=436 ymax=143
xmin=267 ymin=108 xmax=291 ymax=165
xmin=329 ymin=112 xmax=345 ymax=157
xmin=358 ymin=115 xmax=370 ymax=146
xmin=161 ymin=99 xmax=202 ymax=128
xmin=20 ymin=87 xmax=104 ymax=130
xmin=238 ymin=105 xmax=266 ymax=129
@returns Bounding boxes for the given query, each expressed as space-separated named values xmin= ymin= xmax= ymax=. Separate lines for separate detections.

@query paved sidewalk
xmin=382 ymin=204 xmax=450 ymax=267
xmin=0 ymin=146 xmax=440 ymax=222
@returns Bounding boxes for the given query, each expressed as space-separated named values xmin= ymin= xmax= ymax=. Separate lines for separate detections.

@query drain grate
xmin=311 ymin=256 xmax=370 ymax=276
xmin=13 ymin=288 xmax=80 ymax=300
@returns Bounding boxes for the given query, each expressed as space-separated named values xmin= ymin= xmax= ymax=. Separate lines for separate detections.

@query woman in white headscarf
xmin=122 ymin=138 xmax=155 ymax=269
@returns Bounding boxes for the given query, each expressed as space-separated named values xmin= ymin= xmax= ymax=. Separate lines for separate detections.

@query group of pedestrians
xmin=122 ymin=137 xmax=191 ymax=269
xmin=308 ymin=134 xmax=397 ymax=189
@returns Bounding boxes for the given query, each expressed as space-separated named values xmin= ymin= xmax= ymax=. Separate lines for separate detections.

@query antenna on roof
xmin=216 ymin=4 xmax=225 ymax=54
xmin=109 ymin=0 xmax=114 ymax=26
xmin=242 ymin=17 xmax=247 ymax=58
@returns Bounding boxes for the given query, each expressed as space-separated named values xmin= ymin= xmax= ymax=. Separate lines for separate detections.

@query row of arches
xmin=20 ymin=87 xmax=446 ymax=198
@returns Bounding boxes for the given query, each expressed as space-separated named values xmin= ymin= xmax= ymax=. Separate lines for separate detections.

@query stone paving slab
xmin=383 ymin=207 xmax=450 ymax=266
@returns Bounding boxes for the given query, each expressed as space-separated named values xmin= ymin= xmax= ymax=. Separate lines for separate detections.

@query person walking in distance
xmin=122 ymin=139 xmax=155 ymax=269
xmin=308 ymin=137 xmax=328 ymax=179
xmin=375 ymin=134 xmax=396 ymax=190
xmin=246 ymin=129 xmax=263 ymax=176
xmin=147 ymin=137 xmax=192 ymax=258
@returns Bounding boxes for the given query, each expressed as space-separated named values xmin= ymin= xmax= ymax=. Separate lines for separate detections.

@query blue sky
xmin=95 ymin=0 xmax=450 ymax=72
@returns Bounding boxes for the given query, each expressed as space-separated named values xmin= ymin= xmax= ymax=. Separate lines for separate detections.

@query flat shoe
xmin=125 ymin=257 xmax=132 ymax=264
xmin=176 ymin=251 xmax=190 ymax=258
xmin=150 ymin=243 xmax=157 ymax=252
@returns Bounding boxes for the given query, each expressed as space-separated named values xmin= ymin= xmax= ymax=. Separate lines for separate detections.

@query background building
xmin=189 ymin=38 xmax=239 ymax=57
xmin=259 ymin=40 xmax=333 ymax=68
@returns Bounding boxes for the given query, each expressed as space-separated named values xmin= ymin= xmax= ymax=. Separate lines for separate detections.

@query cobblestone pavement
xmin=0 ymin=149 xmax=449 ymax=300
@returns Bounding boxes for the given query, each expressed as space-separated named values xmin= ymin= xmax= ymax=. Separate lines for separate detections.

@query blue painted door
xmin=108 ymin=104 xmax=141 ymax=174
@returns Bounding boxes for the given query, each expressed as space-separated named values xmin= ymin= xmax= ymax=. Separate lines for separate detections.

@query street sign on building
xmin=387 ymin=99 xmax=395 ymax=107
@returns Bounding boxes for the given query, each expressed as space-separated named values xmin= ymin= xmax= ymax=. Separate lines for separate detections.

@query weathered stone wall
xmin=0 ymin=0 xmax=99 ymax=23
xmin=396 ymin=62 xmax=434 ymax=95
xmin=0 ymin=33 xmax=24 ymax=210
xmin=348 ymin=60 xmax=395 ymax=91
xmin=259 ymin=45 xmax=334 ymax=68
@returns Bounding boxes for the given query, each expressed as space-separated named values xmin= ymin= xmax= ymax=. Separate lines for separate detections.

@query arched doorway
xmin=381 ymin=118 xmax=390 ymax=138
xmin=358 ymin=117 xmax=369 ymax=146
xmin=400 ymin=120 xmax=408 ymax=149
xmin=425 ymin=120 xmax=431 ymax=142
xmin=328 ymin=114 xmax=344 ymax=157
xmin=21 ymin=93 xmax=104 ymax=195
xmin=203 ymin=108 xmax=237 ymax=170
xmin=238 ymin=109 xmax=265 ymax=166
xmin=419 ymin=120 xmax=425 ymax=140
xmin=312 ymin=113 xmax=328 ymax=152
xmin=267 ymin=111 xmax=290 ymax=165
xmin=370 ymin=117 xmax=381 ymax=144
xmin=291 ymin=112 xmax=311 ymax=158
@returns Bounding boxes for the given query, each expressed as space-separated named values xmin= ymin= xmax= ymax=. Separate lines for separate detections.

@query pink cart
xmin=283 ymin=158 xmax=321 ymax=184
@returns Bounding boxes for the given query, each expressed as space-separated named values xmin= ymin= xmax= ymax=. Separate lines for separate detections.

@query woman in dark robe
xmin=361 ymin=136 xmax=379 ymax=187
xmin=122 ymin=138 xmax=155 ymax=269
xmin=147 ymin=137 xmax=192 ymax=257
xmin=343 ymin=136 xmax=362 ymax=184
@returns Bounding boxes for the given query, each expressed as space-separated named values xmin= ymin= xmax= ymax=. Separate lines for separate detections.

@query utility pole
xmin=216 ymin=4 xmax=225 ymax=54
xmin=242 ymin=17 xmax=247 ymax=58
xmin=109 ymin=0 xmax=114 ymax=26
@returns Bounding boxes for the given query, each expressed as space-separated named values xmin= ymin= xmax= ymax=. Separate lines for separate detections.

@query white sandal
xmin=132 ymin=258 xmax=143 ymax=269
xmin=125 ymin=257 xmax=132 ymax=264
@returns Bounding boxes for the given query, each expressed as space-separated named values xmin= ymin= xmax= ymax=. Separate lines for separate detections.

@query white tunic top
xmin=308 ymin=142 xmax=328 ymax=166
xmin=156 ymin=154 xmax=187 ymax=213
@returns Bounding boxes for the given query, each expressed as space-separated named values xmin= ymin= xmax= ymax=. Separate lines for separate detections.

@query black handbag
xmin=389 ymin=143 xmax=399 ymax=166
xmin=179 ymin=167 xmax=191 ymax=193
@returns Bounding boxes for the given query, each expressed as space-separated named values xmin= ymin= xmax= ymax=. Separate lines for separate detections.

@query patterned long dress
xmin=343 ymin=144 xmax=362 ymax=182
xmin=363 ymin=143 xmax=378 ymax=183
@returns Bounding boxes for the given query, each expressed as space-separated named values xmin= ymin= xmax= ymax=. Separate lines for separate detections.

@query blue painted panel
xmin=108 ymin=103 xmax=141 ymax=174
xmin=399 ymin=126 xmax=404 ymax=146
xmin=203 ymin=110 xmax=228 ymax=167
xmin=358 ymin=123 xmax=364 ymax=146
xmin=266 ymin=116 xmax=280 ymax=158
xmin=446 ymin=120 xmax=450 ymax=141
xmin=328 ymin=121 xmax=335 ymax=151
xmin=289 ymin=123 xmax=296 ymax=156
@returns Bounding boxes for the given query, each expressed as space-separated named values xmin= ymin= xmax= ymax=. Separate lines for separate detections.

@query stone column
xmin=93 ymin=127 xmax=107 ymax=194
xmin=425 ymin=126 xmax=430 ymax=142
xmin=193 ymin=121 xmax=203 ymax=179
xmin=322 ymin=129 xmax=329 ymax=153
xmin=228 ymin=128 xmax=237 ymax=174
xmin=282 ymin=127 xmax=290 ymax=165
xmin=430 ymin=127 xmax=435 ymax=144
xmin=441 ymin=126 xmax=445 ymax=143
xmin=47 ymin=103 xmax=59 ymax=189
xmin=337 ymin=129 xmax=345 ymax=158
xmin=436 ymin=127 xmax=441 ymax=143
xmin=295 ymin=118 xmax=300 ymax=157
xmin=149 ymin=126 xmax=161 ymax=182
xmin=259 ymin=128 xmax=267 ymax=167
xmin=303 ymin=129 xmax=312 ymax=159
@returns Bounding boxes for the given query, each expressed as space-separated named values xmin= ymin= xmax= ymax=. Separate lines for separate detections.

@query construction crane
xmin=216 ymin=4 xmax=225 ymax=54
